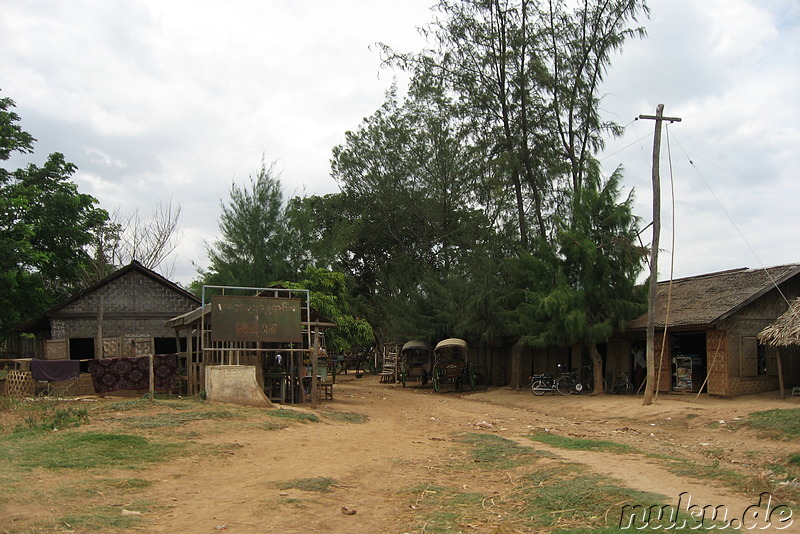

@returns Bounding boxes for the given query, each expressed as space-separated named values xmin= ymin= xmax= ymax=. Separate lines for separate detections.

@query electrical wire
xmin=670 ymin=135 xmax=795 ymax=310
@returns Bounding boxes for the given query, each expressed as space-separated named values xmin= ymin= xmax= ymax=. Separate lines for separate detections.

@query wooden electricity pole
xmin=639 ymin=104 xmax=681 ymax=406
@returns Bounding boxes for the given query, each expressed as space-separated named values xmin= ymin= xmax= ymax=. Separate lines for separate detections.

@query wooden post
xmin=310 ymin=326 xmax=320 ymax=409
xmin=96 ymin=295 xmax=104 ymax=359
xmin=638 ymin=105 xmax=681 ymax=406
xmin=149 ymin=354 xmax=155 ymax=401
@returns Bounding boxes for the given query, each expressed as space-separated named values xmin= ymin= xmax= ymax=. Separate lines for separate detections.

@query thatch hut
xmin=758 ymin=298 xmax=800 ymax=398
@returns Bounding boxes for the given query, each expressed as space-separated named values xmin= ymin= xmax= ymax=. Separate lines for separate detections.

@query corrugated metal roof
xmin=626 ymin=264 xmax=800 ymax=330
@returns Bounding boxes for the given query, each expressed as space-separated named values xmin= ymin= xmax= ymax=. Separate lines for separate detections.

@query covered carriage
xmin=431 ymin=338 xmax=473 ymax=392
xmin=399 ymin=341 xmax=430 ymax=387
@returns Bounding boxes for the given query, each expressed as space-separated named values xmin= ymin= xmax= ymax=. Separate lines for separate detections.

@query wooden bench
xmin=791 ymin=386 xmax=800 ymax=397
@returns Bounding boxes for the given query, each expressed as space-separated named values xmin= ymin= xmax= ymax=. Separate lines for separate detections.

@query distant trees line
xmin=2 ymin=1 xmax=651 ymax=390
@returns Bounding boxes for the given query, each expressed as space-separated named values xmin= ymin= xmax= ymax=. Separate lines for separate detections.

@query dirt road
xmin=144 ymin=374 xmax=799 ymax=533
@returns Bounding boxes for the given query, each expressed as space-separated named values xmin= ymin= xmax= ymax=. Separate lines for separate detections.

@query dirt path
xmin=143 ymin=375 xmax=800 ymax=533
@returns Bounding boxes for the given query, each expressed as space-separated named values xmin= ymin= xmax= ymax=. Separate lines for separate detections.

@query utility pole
xmin=639 ymin=104 xmax=681 ymax=406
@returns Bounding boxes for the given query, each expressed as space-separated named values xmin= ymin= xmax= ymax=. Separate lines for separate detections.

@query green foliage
xmin=1 ymin=431 xmax=181 ymax=469
xmin=527 ymin=432 xmax=637 ymax=454
xmin=455 ymin=432 xmax=540 ymax=470
xmin=383 ymin=0 xmax=649 ymax=247
xmin=119 ymin=409 xmax=236 ymax=429
xmin=329 ymin=87 xmax=497 ymax=343
xmin=0 ymin=91 xmax=108 ymax=338
xmin=728 ymin=408 xmax=800 ymax=440
xmin=14 ymin=406 xmax=90 ymax=433
xmin=278 ymin=266 xmax=375 ymax=352
xmin=265 ymin=409 xmax=320 ymax=423
xmin=196 ymin=158 xmax=294 ymax=289
xmin=513 ymin=166 xmax=645 ymax=348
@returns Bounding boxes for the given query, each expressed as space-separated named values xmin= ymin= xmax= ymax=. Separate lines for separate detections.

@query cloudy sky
xmin=2 ymin=0 xmax=798 ymax=287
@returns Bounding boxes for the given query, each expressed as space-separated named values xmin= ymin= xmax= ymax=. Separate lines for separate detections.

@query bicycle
xmin=555 ymin=364 xmax=583 ymax=395
xmin=578 ymin=365 xmax=606 ymax=393
xmin=609 ymin=372 xmax=634 ymax=395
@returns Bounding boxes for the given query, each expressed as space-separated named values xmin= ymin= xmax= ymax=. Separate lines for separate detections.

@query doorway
xmin=670 ymin=332 xmax=707 ymax=393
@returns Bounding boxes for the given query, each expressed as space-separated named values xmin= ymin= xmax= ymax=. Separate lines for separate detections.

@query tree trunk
xmin=589 ymin=343 xmax=605 ymax=395
xmin=509 ymin=343 xmax=525 ymax=390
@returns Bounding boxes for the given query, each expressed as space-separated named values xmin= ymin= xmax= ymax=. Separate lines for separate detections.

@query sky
xmin=1 ymin=0 xmax=798 ymax=287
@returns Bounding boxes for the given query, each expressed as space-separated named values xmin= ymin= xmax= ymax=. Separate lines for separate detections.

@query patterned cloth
xmin=88 ymin=354 xmax=178 ymax=394
xmin=30 ymin=359 xmax=80 ymax=382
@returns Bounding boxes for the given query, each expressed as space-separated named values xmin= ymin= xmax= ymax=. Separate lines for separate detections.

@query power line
xmin=670 ymin=134 xmax=793 ymax=309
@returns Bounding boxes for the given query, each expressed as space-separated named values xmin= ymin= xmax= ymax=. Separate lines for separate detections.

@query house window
xmin=740 ymin=336 xmax=758 ymax=377
xmin=741 ymin=337 xmax=769 ymax=377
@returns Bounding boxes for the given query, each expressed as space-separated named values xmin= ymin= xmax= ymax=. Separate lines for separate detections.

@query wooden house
xmin=620 ymin=264 xmax=800 ymax=396
xmin=15 ymin=261 xmax=200 ymax=367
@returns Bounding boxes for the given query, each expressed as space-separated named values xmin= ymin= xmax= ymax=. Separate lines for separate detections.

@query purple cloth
xmin=88 ymin=354 xmax=178 ymax=394
xmin=30 ymin=359 xmax=80 ymax=382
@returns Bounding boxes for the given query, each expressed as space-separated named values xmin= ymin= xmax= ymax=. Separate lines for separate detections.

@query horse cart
xmin=399 ymin=341 xmax=430 ymax=387
xmin=431 ymin=338 xmax=474 ymax=392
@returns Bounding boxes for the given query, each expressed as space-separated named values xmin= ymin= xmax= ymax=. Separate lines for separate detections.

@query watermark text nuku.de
xmin=619 ymin=492 xmax=794 ymax=530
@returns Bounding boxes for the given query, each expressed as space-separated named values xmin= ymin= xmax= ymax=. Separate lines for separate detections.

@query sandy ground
xmin=131 ymin=374 xmax=800 ymax=534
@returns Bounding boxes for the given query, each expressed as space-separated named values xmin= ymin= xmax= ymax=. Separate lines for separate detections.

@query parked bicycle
xmin=530 ymin=364 xmax=583 ymax=396
xmin=555 ymin=364 xmax=583 ymax=395
xmin=609 ymin=372 xmax=634 ymax=395
xmin=578 ymin=365 xmax=606 ymax=393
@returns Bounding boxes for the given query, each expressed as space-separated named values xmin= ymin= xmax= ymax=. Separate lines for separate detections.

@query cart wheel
xmin=531 ymin=380 xmax=548 ymax=396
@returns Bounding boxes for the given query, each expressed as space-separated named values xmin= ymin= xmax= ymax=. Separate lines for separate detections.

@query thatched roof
xmin=626 ymin=264 xmax=800 ymax=331
xmin=758 ymin=298 xmax=800 ymax=347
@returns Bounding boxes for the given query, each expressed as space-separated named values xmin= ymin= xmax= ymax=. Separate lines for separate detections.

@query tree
xmin=382 ymin=0 xmax=649 ymax=249
xmin=195 ymin=159 xmax=294 ymax=289
xmin=329 ymin=86 xmax=498 ymax=341
xmin=511 ymin=163 xmax=646 ymax=392
xmin=278 ymin=267 xmax=374 ymax=354
xmin=83 ymin=199 xmax=183 ymax=284
xmin=0 ymin=93 xmax=108 ymax=338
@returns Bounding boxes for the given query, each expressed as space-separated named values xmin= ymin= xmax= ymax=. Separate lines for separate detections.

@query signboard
xmin=210 ymin=296 xmax=302 ymax=343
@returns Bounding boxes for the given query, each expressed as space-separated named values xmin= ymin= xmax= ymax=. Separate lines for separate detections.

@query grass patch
xmin=15 ymin=406 xmax=90 ymax=433
xmin=401 ymin=484 xmax=489 ymax=533
xmin=266 ymin=409 xmax=319 ymax=423
xmin=517 ymin=466 xmax=667 ymax=528
xmin=663 ymin=456 xmax=750 ymax=490
xmin=276 ymin=477 xmax=338 ymax=492
xmin=58 ymin=500 xmax=154 ymax=531
xmin=262 ymin=420 xmax=290 ymax=431
xmin=320 ymin=410 xmax=369 ymax=424
xmin=728 ymin=408 xmax=800 ymax=440
xmin=527 ymin=432 xmax=637 ymax=454
xmin=1 ymin=431 xmax=181 ymax=470
xmin=57 ymin=478 xmax=154 ymax=498
xmin=401 ymin=468 xmax=703 ymax=533
xmin=120 ymin=409 xmax=236 ymax=429
xmin=454 ymin=433 xmax=540 ymax=470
